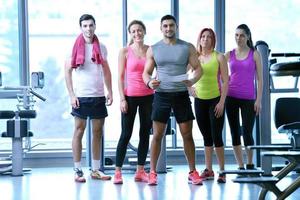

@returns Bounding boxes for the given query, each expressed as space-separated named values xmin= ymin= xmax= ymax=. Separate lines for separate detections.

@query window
xmin=179 ymin=0 xmax=214 ymax=147
xmin=225 ymin=0 xmax=300 ymax=144
xmin=28 ymin=0 xmax=122 ymax=149
xmin=0 ymin=0 xmax=19 ymax=150
xmin=127 ymin=0 xmax=170 ymax=45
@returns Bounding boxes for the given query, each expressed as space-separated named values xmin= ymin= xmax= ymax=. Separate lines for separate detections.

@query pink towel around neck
xmin=71 ymin=33 xmax=104 ymax=68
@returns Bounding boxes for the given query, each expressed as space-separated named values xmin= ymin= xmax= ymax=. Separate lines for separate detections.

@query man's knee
xmin=74 ymin=125 xmax=85 ymax=135
xmin=152 ymin=131 xmax=165 ymax=142
xmin=181 ymin=131 xmax=193 ymax=141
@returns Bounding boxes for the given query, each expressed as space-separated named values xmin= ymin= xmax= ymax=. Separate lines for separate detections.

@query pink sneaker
xmin=134 ymin=170 xmax=148 ymax=182
xmin=113 ymin=170 xmax=123 ymax=184
xmin=200 ymin=168 xmax=215 ymax=180
xmin=148 ymin=171 xmax=157 ymax=185
xmin=188 ymin=170 xmax=203 ymax=185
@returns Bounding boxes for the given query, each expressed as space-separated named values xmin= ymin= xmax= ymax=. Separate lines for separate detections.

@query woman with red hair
xmin=189 ymin=28 xmax=229 ymax=183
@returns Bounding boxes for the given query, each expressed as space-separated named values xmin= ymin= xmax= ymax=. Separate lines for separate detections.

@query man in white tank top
xmin=65 ymin=14 xmax=113 ymax=183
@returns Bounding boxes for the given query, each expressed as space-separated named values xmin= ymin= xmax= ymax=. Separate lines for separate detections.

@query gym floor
xmin=0 ymin=164 xmax=300 ymax=200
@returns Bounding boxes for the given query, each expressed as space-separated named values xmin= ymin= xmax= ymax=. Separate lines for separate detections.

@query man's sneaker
xmin=91 ymin=170 xmax=111 ymax=180
xmin=188 ymin=170 xmax=203 ymax=185
xmin=148 ymin=171 xmax=158 ymax=185
xmin=74 ymin=168 xmax=86 ymax=183
xmin=113 ymin=170 xmax=123 ymax=184
xmin=200 ymin=168 xmax=214 ymax=180
xmin=134 ymin=170 xmax=148 ymax=183
xmin=246 ymin=164 xmax=256 ymax=170
xmin=237 ymin=167 xmax=246 ymax=178
xmin=217 ymin=173 xmax=226 ymax=183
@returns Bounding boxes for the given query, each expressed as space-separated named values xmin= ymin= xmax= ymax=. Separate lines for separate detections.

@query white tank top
xmin=73 ymin=43 xmax=108 ymax=97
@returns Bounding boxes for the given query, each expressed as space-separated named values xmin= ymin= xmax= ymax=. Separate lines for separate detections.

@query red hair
xmin=196 ymin=28 xmax=216 ymax=54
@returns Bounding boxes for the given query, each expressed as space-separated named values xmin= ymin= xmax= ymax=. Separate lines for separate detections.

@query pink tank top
xmin=228 ymin=49 xmax=256 ymax=100
xmin=124 ymin=46 xmax=154 ymax=96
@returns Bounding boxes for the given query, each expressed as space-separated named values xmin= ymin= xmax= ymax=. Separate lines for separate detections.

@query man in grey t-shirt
xmin=143 ymin=14 xmax=203 ymax=185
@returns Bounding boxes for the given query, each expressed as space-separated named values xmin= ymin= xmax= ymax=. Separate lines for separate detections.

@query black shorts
xmin=152 ymin=91 xmax=195 ymax=124
xmin=71 ymin=97 xmax=108 ymax=119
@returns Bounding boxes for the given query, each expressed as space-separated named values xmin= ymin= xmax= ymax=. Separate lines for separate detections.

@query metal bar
xmin=18 ymin=0 xmax=30 ymax=86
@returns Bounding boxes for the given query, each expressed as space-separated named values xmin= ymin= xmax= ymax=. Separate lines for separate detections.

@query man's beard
xmin=165 ymin=32 xmax=176 ymax=39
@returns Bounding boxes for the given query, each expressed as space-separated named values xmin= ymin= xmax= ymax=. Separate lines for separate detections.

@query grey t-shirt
xmin=152 ymin=39 xmax=190 ymax=92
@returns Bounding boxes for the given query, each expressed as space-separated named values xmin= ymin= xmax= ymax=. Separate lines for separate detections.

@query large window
xmin=28 ymin=0 xmax=122 ymax=149
xmin=0 ymin=0 xmax=19 ymax=150
xmin=127 ymin=0 xmax=170 ymax=45
xmin=225 ymin=0 xmax=300 ymax=144
xmin=4 ymin=1 xmax=299 ymax=152
xmin=124 ymin=1 xmax=170 ymax=148
xmin=179 ymin=0 xmax=214 ymax=147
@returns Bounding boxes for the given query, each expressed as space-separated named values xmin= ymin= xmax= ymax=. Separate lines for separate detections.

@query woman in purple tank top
xmin=224 ymin=24 xmax=263 ymax=170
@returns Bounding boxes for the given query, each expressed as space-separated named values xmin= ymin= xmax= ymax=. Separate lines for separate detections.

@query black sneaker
xmin=236 ymin=167 xmax=246 ymax=178
xmin=246 ymin=164 xmax=256 ymax=170
xmin=217 ymin=173 xmax=226 ymax=183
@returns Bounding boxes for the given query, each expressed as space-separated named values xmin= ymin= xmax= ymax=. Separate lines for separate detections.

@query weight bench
xmin=233 ymin=151 xmax=300 ymax=200
xmin=269 ymin=58 xmax=300 ymax=93
xmin=250 ymin=97 xmax=300 ymax=175
xmin=0 ymin=110 xmax=36 ymax=176
xmin=249 ymin=145 xmax=292 ymax=151
xmin=220 ymin=169 xmax=264 ymax=177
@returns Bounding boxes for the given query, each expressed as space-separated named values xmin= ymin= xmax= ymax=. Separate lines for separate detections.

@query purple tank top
xmin=228 ymin=49 xmax=256 ymax=100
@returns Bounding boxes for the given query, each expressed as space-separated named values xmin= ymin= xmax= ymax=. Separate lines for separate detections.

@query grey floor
xmin=0 ymin=165 xmax=300 ymax=200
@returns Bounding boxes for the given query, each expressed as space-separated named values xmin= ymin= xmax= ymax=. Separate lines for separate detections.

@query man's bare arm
xmin=185 ymin=44 xmax=202 ymax=86
xmin=64 ymin=58 xmax=79 ymax=108
xmin=143 ymin=47 xmax=160 ymax=89
xmin=102 ymin=60 xmax=113 ymax=106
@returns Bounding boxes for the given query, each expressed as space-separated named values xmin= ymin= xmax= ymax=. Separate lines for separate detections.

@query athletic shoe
xmin=148 ymin=171 xmax=158 ymax=185
xmin=74 ymin=168 xmax=86 ymax=183
xmin=217 ymin=173 xmax=226 ymax=183
xmin=200 ymin=168 xmax=215 ymax=180
xmin=246 ymin=164 xmax=256 ymax=170
xmin=91 ymin=170 xmax=111 ymax=180
xmin=188 ymin=170 xmax=203 ymax=185
xmin=237 ymin=167 xmax=246 ymax=178
xmin=113 ymin=170 xmax=123 ymax=184
xmin=134 ymin=170 xmax=148 ymax=182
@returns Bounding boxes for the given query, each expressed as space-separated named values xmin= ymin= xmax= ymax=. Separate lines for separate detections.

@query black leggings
xmin=226 ymin=96 xmax=255 ymax=146
xmin=115 ymin=95 xmax=153 ymax=167
xmin=194 ymin=97 xmax=224 ymax=147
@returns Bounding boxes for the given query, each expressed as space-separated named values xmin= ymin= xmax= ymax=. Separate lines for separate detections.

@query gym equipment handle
xmin=29 ymin=89 xmax=46 ymax=101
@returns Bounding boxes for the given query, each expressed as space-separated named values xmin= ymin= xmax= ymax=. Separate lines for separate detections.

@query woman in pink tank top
xmin=114 ymin=20 xmax=154 ymax=184
xmin=225 ymin=24 xmax=263 ymax=170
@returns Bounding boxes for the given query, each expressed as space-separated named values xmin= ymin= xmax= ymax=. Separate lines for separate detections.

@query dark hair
xmin=79 ymin=14 xmax=96 ymax=26
xmin=127 ymin=20 xmax=146 ymax=34
xmin=197 ymin=28 xmax=216 ymax=53
xmin=236 ymin=24 xmax=254 ymax=50
xmin=160 ymin=14 xmax=177 ymax=25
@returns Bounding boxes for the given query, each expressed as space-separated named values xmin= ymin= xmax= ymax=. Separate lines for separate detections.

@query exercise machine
xmin=229 ymin=50 xmax=300 ymax=199
xmin=0 ymin=72 xmax=46 ymax=176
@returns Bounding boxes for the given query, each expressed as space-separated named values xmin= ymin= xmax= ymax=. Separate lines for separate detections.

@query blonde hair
xmin=127 ymin=20 xmax=146 ymax=46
